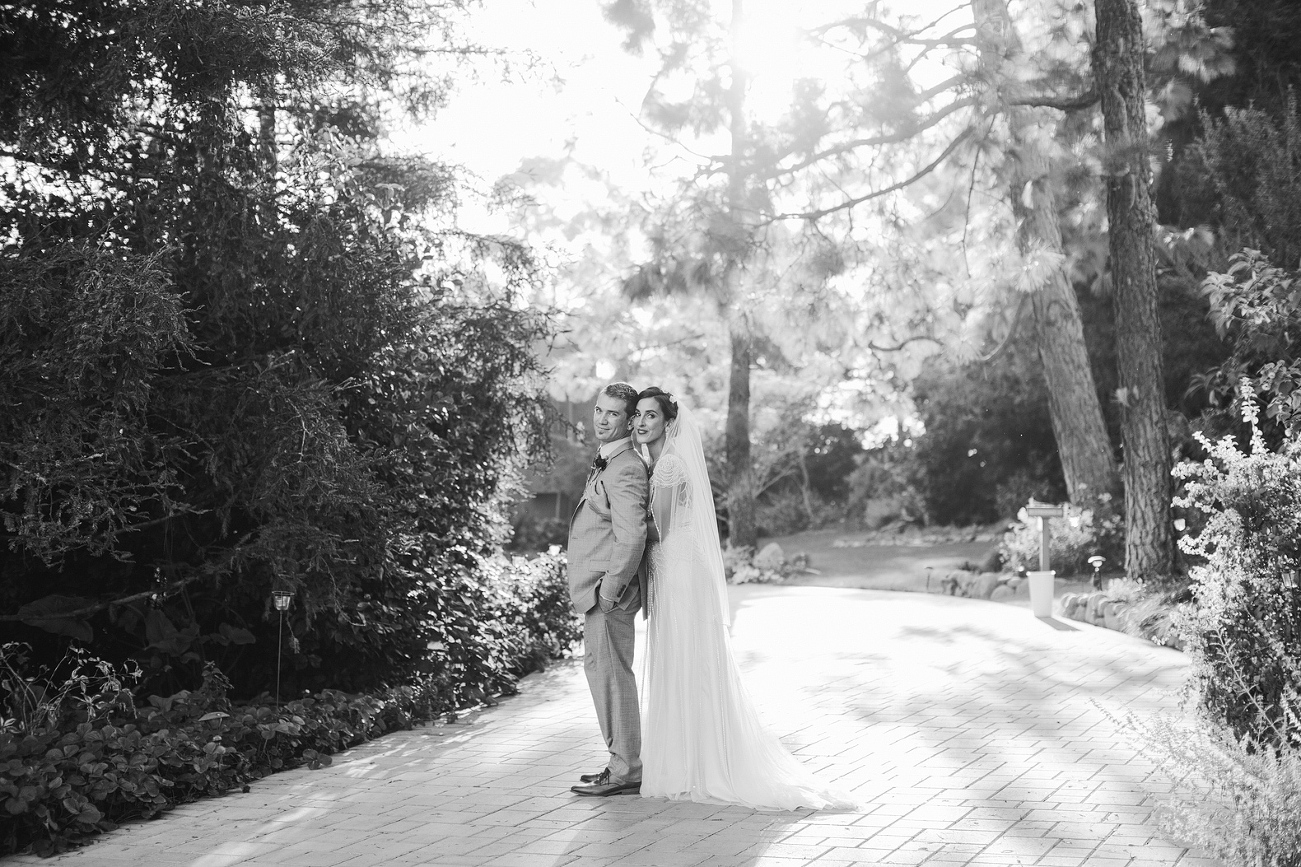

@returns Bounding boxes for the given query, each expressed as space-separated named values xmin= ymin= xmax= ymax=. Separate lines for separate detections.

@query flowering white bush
xmin=1173 ymin=379 xmax=1301 ymax=745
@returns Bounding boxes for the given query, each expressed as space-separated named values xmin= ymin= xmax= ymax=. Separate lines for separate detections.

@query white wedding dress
xmin=639 ymin=408 xmax=855 ymax=811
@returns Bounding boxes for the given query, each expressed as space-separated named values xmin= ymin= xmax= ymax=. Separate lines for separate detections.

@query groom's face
xmin=592 ymin=392 xmax=633 ymax=445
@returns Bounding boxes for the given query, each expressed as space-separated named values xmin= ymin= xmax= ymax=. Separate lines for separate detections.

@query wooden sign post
xmin=1024 ymin=502 xmax=1066 ymax=572
xmin=1024 ymin=501 xmax=1065 ymax=618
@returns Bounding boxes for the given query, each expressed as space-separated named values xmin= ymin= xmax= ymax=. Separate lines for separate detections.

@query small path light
xmin=272 ymin=590 xmax=293 ymax=708
xmin=1024 ymin=500 xmax=1065 ymax=617
xmin=1088 ymin=555 xmax=1106 ymax=590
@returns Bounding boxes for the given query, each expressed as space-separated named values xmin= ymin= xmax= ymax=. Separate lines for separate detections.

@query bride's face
xmin=633 ymin=398 xmax=668 ymax=447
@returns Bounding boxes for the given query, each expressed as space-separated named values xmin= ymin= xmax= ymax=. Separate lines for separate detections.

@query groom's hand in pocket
xmin=597 ymin=583 xmax=620 ymax=612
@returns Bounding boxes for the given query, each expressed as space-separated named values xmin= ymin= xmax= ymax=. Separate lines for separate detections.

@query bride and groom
xmin=566 ymin=382 xmax=853 ymax=811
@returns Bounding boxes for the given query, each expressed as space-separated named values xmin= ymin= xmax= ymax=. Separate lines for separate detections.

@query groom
xmin=567 ymin=381 xmax=650 ymax=797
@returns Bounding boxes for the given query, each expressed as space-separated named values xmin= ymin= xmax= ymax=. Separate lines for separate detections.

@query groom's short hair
xmin=601 ymin=381 xmax=639 ymax=418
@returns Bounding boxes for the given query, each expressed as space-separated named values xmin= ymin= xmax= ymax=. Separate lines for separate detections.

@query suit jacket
xmin=567 ymin=438 xmax=651 ymax=614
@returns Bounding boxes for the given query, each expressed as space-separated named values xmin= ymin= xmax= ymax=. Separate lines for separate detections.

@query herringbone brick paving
xmin=7 ymin=586 xmax=1221 ymax=867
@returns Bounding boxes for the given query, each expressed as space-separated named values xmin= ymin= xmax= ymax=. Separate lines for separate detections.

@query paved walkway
xmin=11 ymin=586 xmax=1220 ymax=867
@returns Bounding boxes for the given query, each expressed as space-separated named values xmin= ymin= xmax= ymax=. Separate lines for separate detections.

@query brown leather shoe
xmin=579 ymin=769 xmax=608 ymax=784
xmin=570 ymin=769 xmax=640 ymax=797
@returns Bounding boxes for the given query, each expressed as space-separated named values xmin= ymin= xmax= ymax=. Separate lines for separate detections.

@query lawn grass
xmin=758 ymin=525 xmax=1104 ymax=607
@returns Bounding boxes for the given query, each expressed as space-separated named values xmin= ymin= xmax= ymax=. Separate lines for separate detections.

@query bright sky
xmin=394 ymin=0 xmax=864 ymax=195
xmin=388 ymin=0 xmax=967 ymax=425
xmin=395 ymin=1 xmax=656 ymax=190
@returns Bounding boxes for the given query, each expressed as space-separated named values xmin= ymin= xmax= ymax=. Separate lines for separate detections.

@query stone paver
xmin=5 ymin=586 xmax=1220 ymax=867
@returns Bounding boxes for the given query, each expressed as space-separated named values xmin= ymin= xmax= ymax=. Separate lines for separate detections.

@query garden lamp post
xmin=271 ymin=590 xmax=293 ymax=708
xmin=1088 ymin=555 xmax=1106 ymax=590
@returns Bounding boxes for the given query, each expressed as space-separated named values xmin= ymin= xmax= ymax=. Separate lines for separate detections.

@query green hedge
xmin=1 ymin=551 xmax=579 ymax=856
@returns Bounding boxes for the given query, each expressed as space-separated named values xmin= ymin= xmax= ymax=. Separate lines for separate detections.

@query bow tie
xmin=590 ymin=454 xmax=609 ymax=474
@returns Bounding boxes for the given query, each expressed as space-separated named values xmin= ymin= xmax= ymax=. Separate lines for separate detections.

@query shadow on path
xmin=8 ymin=585 xmax=1218 ymax=867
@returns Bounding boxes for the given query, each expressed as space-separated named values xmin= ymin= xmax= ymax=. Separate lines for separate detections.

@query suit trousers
xmin=583 ymin=604 xmax=642 ymax=783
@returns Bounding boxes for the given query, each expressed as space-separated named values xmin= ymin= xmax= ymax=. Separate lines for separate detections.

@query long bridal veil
xmin=644 ymin=405 xmax=730 ymax=620
xmin=640 ymin=404 xmax=856 ymax=811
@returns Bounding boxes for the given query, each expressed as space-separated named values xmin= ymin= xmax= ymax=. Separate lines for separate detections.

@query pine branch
xmin=771 ymin=128 xmax=973 ymax=222
xmin=0 ymin=575 xmax=207 ymax=623
xmin=976 ymin=294 xmax=1030 ymax=364
xmin=763 ymin=97 xmax=976 ymax=181
xmin=1009 ymin=86 xmax=1098 ymax=111
xmin=867 ymin=335 xmax=944 ymax=353
xmin=812 ymin=13 xmax=976 ymax=49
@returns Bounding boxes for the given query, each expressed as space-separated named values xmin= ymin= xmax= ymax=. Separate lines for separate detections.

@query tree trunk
xmin=973 ymin=0 xmax=1120 ymax=507
xmin=1096 ymin=0 xmax=1175 ymax=580
xmin=1032 ymin=279 xmax=1120 ymax=504
xmin=722 ymin=0 xmax=758 ymax=550
xmin=726 ymin=324 xmax=757 ymax=548
xmin=258 ymin=79 xmax=277 ymax=229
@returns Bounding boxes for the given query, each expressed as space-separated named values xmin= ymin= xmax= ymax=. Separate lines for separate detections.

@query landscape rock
xmin=753 ymin=542 xmax=785 ymax=572
xmin=971 ymin=573 xmax=1006 ymax=600
xmin=1085 ymin=592 xmax=1105 ymax=623
xmin=939 ymin=570 xmax=1017 ymax=600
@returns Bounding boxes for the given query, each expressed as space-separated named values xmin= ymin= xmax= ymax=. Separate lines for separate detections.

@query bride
xmin=632 ymin=386 xmax=855 ymax=811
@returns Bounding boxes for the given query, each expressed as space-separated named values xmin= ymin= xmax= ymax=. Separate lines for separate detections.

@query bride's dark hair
xmin=636 ymin=386 xmax=678 ymax=422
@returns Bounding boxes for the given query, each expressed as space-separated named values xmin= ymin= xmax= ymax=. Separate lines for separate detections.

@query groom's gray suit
xmin=567 ymin=436 xmax=650 ymax=786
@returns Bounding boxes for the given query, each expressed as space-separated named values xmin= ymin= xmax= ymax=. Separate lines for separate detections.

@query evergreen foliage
xmin=1175 ymin=103 xmax=1301 ymax=441
xmin=1191 ymin=101 xmax=1301 ymax=269
xmin=0 ymin=0 xmax=554 ymax=697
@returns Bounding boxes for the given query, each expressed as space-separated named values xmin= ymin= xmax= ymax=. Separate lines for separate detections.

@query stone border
xmin=1059 ymin=591 xmax=1186 ymax=650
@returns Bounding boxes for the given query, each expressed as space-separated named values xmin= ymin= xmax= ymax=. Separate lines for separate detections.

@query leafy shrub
xmin=908 ymin=346 xmax=1067 ymax=526
xmin=1174 ymin=386 xmax=1301 ymax=745
xmin=994 ymin=469 xmax=1059 ymax=523
xmin=319 ymin=546 xmax=580 ymax=721
xmin=508 ymin=513 xmax=571 ymax=553
xmin=999 ymin=497 xmax=1123 ymax=577
xmin=477 ymin=550 xmax=583 ymax=680
xmin=722 ymin=544 xmax=808 ymax=584
xmin=1191 ymin=100 xmax=1301 ymax=278
xmin=1 ymin=651 xmax=371 ymax=855
xmin=1199 ymin=248 xmax=1301 ymax=442
xmin=845 ymin=440 xmax=929 ymax=528
xmin=1 ymin=645 xmax=140 ymax=736
xmin=0 ymin=0 xmax=553 ymax=700
xmin=1181 ymin=101 xmax=1301 ymax=440
xmin=755 ymin=488 xmax=814 ymax=537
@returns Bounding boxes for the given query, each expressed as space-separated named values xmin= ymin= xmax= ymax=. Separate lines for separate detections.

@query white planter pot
xmin=1028 ymin=570 xmax=1055 ymax=617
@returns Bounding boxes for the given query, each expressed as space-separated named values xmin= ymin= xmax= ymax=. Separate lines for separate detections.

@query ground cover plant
xmin=0 ymin=551 xmax=579 ymax=856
